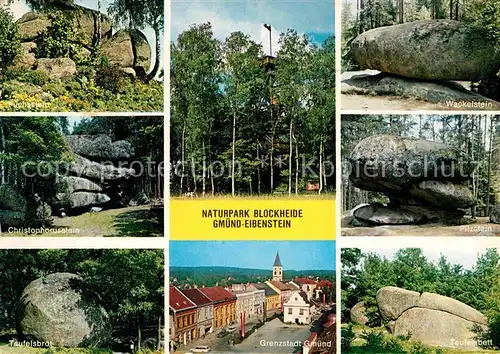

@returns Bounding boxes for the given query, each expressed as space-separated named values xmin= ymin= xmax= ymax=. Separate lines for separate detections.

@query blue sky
xmin=8 ymin=0 xmax=163 ymax=72
xmin=171 ymin=0 xmax=335 ymax=55
xmin=170 ymin=241 xmax=336 ymax=270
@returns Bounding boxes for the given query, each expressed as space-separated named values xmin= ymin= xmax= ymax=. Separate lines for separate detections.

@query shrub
xmin=95 ymin=64 xmax=130 ymax=93
xmin=0 ymin=8 xmax=20 ymax=71
xmin=341 ymin=324 xmax=355 ymax=352
xmin=35 ymin=11 xmax=85 ymax=63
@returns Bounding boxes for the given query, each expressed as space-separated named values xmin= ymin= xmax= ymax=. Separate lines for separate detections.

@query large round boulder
xmin=17 ymin=273 xmax=111 ymax=347
xmin=36 ymin=58 xmax=77 ymax=78
xmin=393 ymin=308 xmax=484 ymax=349
xmin=349 ymin=135 xmax=474 ymax=195
xmin=350 ymin=301 xmax=369 ymax=325
xmin=101 ymin=29 xmax=151 ymax=70
xmin=351 ymin=20 xmax=500 ymax=81
xmin=69 ymin=155 xmax=135 ymax=181
xmin=0 ymin=184 xmax=27 ymax=213
xmin=12 ymin=42 xmax=37 ymax=70
xmin=376 ymin=286 xmax=420 ymax=321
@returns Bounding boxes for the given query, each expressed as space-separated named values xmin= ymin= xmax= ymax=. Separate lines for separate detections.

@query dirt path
xmin=341 ymin=93 xmax=442 ymax=111
xmin=342 ymin=217 xmax=500 ymax=236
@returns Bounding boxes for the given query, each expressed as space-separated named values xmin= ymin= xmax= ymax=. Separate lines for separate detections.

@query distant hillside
xmin=170 ymin=266 xmax=335 ymax=288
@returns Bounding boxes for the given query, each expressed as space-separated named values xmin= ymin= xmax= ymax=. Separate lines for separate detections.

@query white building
xmin=284 ymin=291 xmax=315 ymax=325
xmin=229 ymin=284 xmax=265 ymax=320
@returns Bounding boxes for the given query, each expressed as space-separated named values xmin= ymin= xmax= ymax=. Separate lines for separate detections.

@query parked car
xmin=191 ymin=345 xmax=211 ymax=353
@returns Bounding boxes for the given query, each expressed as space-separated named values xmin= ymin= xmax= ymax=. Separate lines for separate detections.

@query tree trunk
xmin=294 ymin=133 xmax=299 ymax=194
xmin=319 ymin=139 xmax=323 ymax=195
xmin=157 ymin=315 xmax=162 ymax=350
xmin=137 ymin=317 xmax=142 ymax=352
xmin=191 ymin=157 xmax=197 ymax=192
xmin=202 ymin=140 xmax=206 ymax=196
xmin=146 ymin=23 xmax=161 ymax=83
xmin=231 ymin=110 xmax=236 ymax=197
xmin=257 ymin=143 xmax=261 ymax=194
xmin=288 ymin=118 xmax=293 ymax=195
xmin=180 ymin=124 xmax=186 ymax=194
xmin=0 ymin=123 xmax=5 ymax=185
xmin=486 ymin=118 xmax=494 ymax=216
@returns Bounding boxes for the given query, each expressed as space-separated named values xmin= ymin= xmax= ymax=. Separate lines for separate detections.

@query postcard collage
xmin=0 ymin=0 xmax=499 ymax=353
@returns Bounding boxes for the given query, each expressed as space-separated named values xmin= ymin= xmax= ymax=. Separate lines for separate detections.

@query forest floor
xmin=343 ymin=324 xmax=497 ymax=354
xmin=342 ymin=217 xmax=500 ymax=236
xmin=2 ymin=204 xmax=163 ymax=237
xmin=341 ymin=70 xmax=500 ymax=111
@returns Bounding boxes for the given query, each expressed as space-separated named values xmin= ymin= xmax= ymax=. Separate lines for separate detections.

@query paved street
xmin=175 ymin=318 xmax=313 ymax=354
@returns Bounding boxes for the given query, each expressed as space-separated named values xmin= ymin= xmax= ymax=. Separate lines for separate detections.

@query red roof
xmin=199 ymin=287 xmax=236 ymax=303
xmin=182 ymin=288 xmax=213 ymax=306
xmin=295 ymin=277 xmax=318 ymax=285
xmin=170 ymin=286 xmax=196 ymax=312
xmin=317 ymin=279 xmax=333 ymax=288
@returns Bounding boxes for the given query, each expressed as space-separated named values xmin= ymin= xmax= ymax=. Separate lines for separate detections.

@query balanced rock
xmin=350 ymin=301 xmax=369 ymax=325
xmin=377 ymin=286 xmax=487 ymax=348
xmin=66 ymin=135 xmax=135 ymax=160
xmin=376 ymin=286 xmax=420 ymax=321
xmin=417 ymin=292 xmax=487 ymax=325
xmin=101 ymin=29 xmax=151 ymax=70
xmin=17 ymin=273 xmax=111 ymax=347
xmin=36 ymin=58 xmax=77 ymax=78
xmin=491 ymin=204 xmax=500 ymax=224
xmin=17 ymin=6 xmax=112 ymax=47
xmin=409 ymin=181 xmax=475 ymax=209
xmin=353 ymin=204 xmax=423 ymax=225
xmin=351 ymin=20 xmax=500 ymax=81
xmin=349 ymin=135 xmax=473 ymax=195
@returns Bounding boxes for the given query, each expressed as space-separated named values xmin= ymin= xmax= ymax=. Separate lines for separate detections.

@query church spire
xmin=273 ymin=251 xmax=282 ymax=267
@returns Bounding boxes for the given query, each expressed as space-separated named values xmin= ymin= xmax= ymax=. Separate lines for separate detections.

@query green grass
xmin=2 ymin=205 xmax=163 ymax=237
xmin=342 ymin=323 xmax=497 ymax=354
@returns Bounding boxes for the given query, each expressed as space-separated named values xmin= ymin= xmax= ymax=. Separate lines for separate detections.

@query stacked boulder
xmin=17 ymin=273 xmax=111 ymax=347
xmin=347 ymin=20 xmax=500 ymax=102
xmin=13 ymin=4 xmax=151 ymax=77
xmin=348 ymin=135 xmax=475 ymax=225
xmin=376 ymin=286 xmax=487 ymax=349
xmin=351 ymin=20 xmax=500 ymax=82
xmin=55 ymin=135 xmax=135 ymax=212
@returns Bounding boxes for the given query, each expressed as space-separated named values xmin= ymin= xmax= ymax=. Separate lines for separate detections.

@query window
xmin=300 ymin=309 xmax=304 ymax=315
xmin=288 ymin=308 xmax=292 ymax=314
xmin=178 ymin=319 xmax=182 ymax=329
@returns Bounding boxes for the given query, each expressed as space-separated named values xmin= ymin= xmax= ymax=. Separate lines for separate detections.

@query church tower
xmin=272 ymin=251 xmax=283 ymax=281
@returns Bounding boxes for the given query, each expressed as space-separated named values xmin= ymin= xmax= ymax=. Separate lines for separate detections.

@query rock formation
xmin=350 ymin=301 xmax=368 ymax=325
xmin=12 ymin=4 xmax=151 ymax=77
xmin=351 ymin=20 xmax=500 ymax=81
xmin=17 ymin=273 xmax=111 ymax=347
xmin=348 ymin=135 xmax=475 ymax=225
xmin=376 ymin=286 xmax=487 ymax=348
xmin=54 ymin=135 xmax=136 ymax=212
xmin=17 ymin=6 xmax=113 ymax=47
